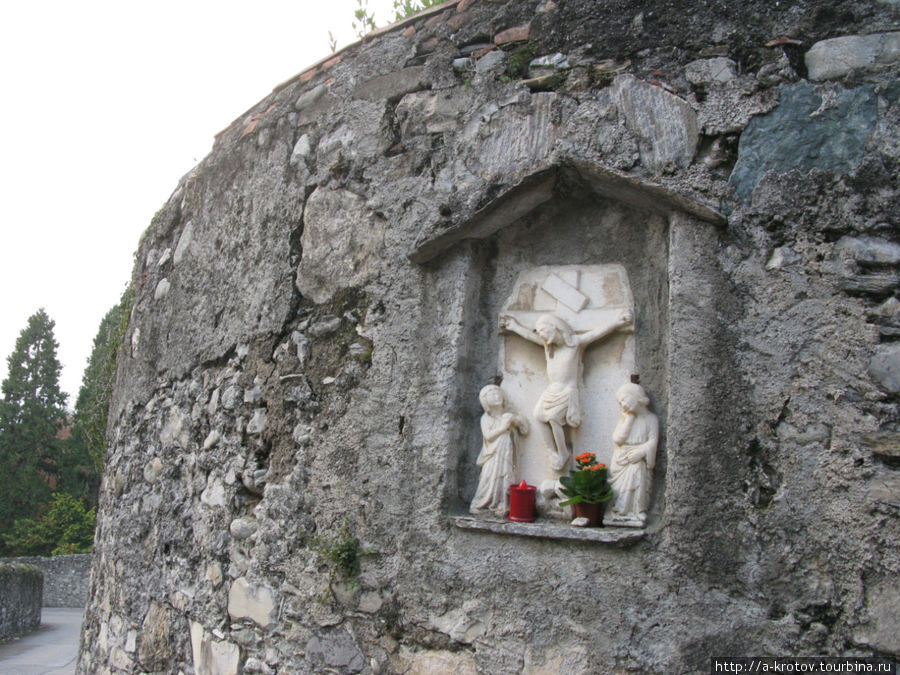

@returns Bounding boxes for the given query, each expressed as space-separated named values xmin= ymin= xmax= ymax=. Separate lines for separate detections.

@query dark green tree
xmin=0 ymin=309 xmax=69 ymax=551
xmin=67 ymin=288 xmax=132 ymax=503
xmin=1 ymin=492 xmax=96 ymax=556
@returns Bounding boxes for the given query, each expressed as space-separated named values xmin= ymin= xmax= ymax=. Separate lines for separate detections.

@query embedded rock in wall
xmin=612 ymin=74 xmax=699 ymax=171
xmin=729 ymin=81 xmax=879 ymax=203
xmin=79 ymin=1 xmax=900 ymax=673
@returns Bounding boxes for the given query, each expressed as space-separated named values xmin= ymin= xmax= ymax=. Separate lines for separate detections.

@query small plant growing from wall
xmin=310 ymin=519 xmax=374 ymax=598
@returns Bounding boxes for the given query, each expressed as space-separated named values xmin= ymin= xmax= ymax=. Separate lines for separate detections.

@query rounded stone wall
xmin=79 ymin=1 xmax=900 ymax=672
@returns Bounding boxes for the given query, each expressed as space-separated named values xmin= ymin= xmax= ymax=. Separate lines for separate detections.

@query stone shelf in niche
xmin=450 ymin=515 xmax=646 ymax=545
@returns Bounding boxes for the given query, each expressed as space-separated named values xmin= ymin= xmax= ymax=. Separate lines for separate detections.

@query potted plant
xmin=559 ymin=452 xmax=613 ymax=526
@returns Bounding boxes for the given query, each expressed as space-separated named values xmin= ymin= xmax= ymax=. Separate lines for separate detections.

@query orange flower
xmin=589 ymin=464 xmax=604 ymax=471
xmin=575 ymin=452 xmax=595 ymax=463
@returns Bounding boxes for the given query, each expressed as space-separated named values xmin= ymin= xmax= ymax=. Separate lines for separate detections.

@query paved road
xmin=0 ymin=608 xmax=82 ymax=675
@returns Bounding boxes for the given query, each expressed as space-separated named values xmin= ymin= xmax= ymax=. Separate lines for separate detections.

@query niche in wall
xmin=411 ymin=159 xmax=724 ymax=539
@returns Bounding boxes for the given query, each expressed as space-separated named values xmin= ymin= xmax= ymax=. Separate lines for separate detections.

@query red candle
xmin=508 ymin=480 xmax=536 ymax=522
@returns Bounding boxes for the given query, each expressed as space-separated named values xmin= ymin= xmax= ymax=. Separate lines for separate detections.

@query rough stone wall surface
xmin=2 ymin=555 xmax=92 ymax=608
xmin=0 ymin=562 xmax=42 ymax=641
xmin=79 ymin=1 xmax=900 ymax=673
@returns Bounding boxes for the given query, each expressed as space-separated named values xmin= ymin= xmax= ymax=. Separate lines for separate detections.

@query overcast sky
xmin=0 ymin=0 xmax=402 ymax=403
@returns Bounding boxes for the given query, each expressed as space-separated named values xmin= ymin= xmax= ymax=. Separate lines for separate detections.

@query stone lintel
xmin=408 ymin=168 xmax=558 ymax=264
xmin=409 ymin=160 xmax=726 ymax=264
xmin=450 ymin=515 xmax=646 ymax=545
xmin=562 ymin=159 xmax=726 ymax=225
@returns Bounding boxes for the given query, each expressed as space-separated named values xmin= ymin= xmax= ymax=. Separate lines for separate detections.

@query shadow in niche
xmin=443 ymin=187 xmax=671 ymax=534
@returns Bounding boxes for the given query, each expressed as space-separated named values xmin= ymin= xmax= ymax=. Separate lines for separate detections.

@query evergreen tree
xmin=1 ymin=492 xmax=96 ymax=556
xmin=0 ymin=309 xmax=69 ymax=551
xmin=67 ymin=288 xmax=132 ymax=502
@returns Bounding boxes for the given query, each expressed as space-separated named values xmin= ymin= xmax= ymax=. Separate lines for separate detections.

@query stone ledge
xmin=450 ymin=515 xmax=646 ymax=545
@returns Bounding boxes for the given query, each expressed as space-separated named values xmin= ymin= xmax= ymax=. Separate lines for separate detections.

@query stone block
xmin=612 ymin=74 xmax=699 ymax=171
xmin=229 ymin=517 xmax=258 ymax=540
xmin=393 ymin=647 xmax=479 ymax=675
xmin=806 ymin=32 xmax=900 ymax=81
xmin=396 ymin=90 xmax=474 ymax=136
xmin=295 ymin=84 xmax=328 ymax=111
xmin=173 ymin=220 xmax=193 ymax=265
xmin=528 ymin=52 xmax=569 ymax=78
xmin=869 ymin=343 xmax=900 ymax=393
xmin=836 ymin=236 xmax=900 ymax=266
xmin=305 ymin=628 xmax=366 ymax=672
xmin=228 ymin=577 xmax=276 ymax=627
xmin=200 ymin=476 xmax=228 ymax=507
xmin=462 ymin=92 xmax=559 ymax=182
xmin=475 ymin=49 xmax=506 ymax=74
xmin=289 ymin=137 xmax=311 ymax=172
xmin=446 ymin=12 xmax=470 ymax=31
xmin=853 ymin=579 xmax=900 ymax=653
xmin=154 ymin=278 xmax=170 ymax=300
xmin=246 ymin=408 xmax=267 ymax=434
xmin=138 ymin=602 xmax=171 ymax=670
xmin=494 ymin=24 xmax=530 ymax=45
xmin=730 ymin=82 xmax=877 ymax=202
xmin=190 ymin=621 xmax=242 ymax=675
xmin=143 ymin=457 xmax=164 ymax=484
xmin=353 ymin=66 xmax=429 ymax=101
xmin=867 ymin=472 xmax=900 ymax=504
xmin=684 ymin=57 xmax=737 ymax=86
xmin=296 ymin=186 xmax=386 ymax=304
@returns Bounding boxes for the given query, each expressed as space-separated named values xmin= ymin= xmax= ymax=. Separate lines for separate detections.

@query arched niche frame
xmin=410 ymin=158 xmax=726 ymax=544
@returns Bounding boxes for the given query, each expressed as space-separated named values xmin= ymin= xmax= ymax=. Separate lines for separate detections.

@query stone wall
xmin=3 ymin=555 xmax=92 ymax=608
xmin=79 ymin=1 xmax=900 ymax=673
xmin=0 ymin=562 xmax=42 ymax=641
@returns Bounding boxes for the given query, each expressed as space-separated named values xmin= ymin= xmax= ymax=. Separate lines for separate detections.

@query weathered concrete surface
xmin=0 ymin=607 xmax=82 ymax=675
xmin=3 ymin=555 xmax=91 ymax=608
xmin=79 ymin=0 xmax=900 ymax=673
xmin=0 ymin=562 xmax=42 ymax=641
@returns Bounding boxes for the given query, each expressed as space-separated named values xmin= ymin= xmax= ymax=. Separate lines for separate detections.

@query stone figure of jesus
xmin=499 ymin=310 xmax=633 ymax=472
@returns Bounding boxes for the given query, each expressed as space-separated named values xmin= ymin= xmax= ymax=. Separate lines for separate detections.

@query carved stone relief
xmin=495 ymin=264 xmax=639 ymax=519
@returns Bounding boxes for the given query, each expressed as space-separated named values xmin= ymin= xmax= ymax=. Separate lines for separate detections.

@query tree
xmin=337 ymin=0 xmax=441 ymax=47
xmin=68 ymin=287 xmax=132 ymax=499
xmin=391 ymin=0 xmax=441 ymax=22
xmin=0 ymin=309 xmax=69 ymax=550
xmin=1 ymin=492 xmax=96 ymax=556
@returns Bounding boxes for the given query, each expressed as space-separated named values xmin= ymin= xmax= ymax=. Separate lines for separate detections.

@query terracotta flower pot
xmin=574 ymin=501 xmax=605 ymax=527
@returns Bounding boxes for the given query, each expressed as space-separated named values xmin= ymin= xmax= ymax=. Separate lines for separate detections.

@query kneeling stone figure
xmin=607 ymin=382 xmax=658 ymax=528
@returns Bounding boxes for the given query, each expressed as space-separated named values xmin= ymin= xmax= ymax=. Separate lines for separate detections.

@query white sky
xmin=0 ymin=0 xmax=400 ymax=404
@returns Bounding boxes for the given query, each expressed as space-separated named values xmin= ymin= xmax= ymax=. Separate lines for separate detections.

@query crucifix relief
xmin=496 ymin=265 xmax=637 ymax=516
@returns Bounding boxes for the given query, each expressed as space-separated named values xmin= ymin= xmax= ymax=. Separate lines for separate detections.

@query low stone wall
xmin=1 ymin=555 xmax=91 ymax=608
xmin=0 ymin=562 xmax=42 ymax=641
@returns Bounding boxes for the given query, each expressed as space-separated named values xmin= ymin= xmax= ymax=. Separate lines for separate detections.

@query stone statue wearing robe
xmin=470 ymin=385 xmax=529 ymax=516
xmin=608 ymin=382 xmax=659 ymax=528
